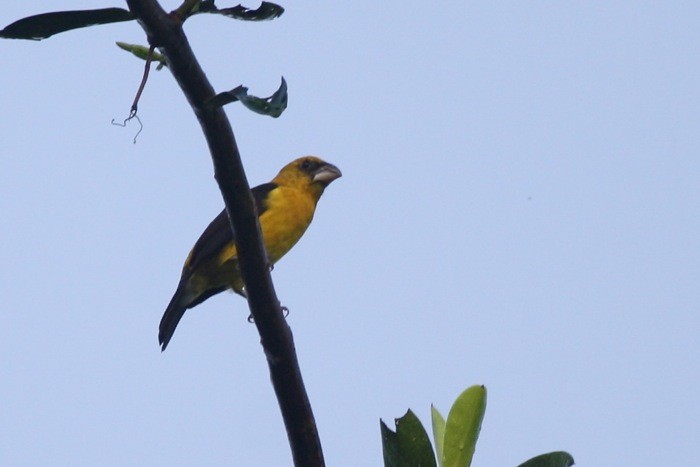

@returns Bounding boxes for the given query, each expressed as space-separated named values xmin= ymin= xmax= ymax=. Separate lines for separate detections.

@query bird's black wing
xmin=183 ymin=182 xmax=277 ymax=275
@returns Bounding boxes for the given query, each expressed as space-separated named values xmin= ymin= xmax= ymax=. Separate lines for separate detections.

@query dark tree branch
xmin=124 ymin=1 xmax=324 ymax=465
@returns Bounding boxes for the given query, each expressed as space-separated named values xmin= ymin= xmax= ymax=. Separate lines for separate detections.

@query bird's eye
xmin=300 ymin=160 xmax=313 ymax=171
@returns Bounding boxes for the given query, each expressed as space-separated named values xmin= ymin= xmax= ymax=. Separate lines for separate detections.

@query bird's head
xmin=273 ymin=156 xmax=342 ymax=199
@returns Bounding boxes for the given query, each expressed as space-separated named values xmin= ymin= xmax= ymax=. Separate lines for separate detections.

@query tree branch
xmin=124 ymin=1 xmax=324 ymax=465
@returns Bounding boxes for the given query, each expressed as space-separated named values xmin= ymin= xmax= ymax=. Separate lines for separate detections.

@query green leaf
xmin=207 ymin=77 xmax=288 ymax=117
xmin=381 ymin=410 xmax=437 ymax=467
xmin=517 ymin=451 xmax=575 ymax=467
xmin=442 ymin=385 xmax=487 ymax=467
xmin=116 ymin=42 xmax=168 ymax=70
xmin=431 ymin=405 xmax=446 ymax=467
xmin=0 ymin=8 xmax=134 ymax=40
xmin=218 ymin=2 xmax=284 ymax=20
xmin=197 ymin=1 xmax=284 ymax=21
xmin=381 ymin=419 xmax=401 ymax=467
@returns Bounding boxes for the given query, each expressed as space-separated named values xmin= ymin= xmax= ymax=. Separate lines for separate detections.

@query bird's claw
xmin=246 ymin=305 xmax=288 ymax=323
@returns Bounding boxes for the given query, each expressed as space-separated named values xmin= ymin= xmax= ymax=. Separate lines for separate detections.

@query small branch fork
xmin=124 ymin=1 xmax=325 ymax=466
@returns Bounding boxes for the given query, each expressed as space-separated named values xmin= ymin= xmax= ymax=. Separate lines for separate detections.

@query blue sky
xmin=2 ymin=2 xmax=699 ymax=466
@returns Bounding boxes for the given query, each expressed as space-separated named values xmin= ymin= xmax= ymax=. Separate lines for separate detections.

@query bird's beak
xmin=313 ymin=163 xmax=342 ymax=185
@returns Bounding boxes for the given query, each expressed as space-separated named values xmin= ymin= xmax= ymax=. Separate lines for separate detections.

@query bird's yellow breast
xmin=259 ymin=186 xmax=316 ymax=262
xmin=216 ymin=185 xmax=316 ymax=267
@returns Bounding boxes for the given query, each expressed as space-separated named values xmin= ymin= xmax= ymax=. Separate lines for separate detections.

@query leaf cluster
xmin=381 ymin=386 xmax=574 ymax=467
xmin=0 ymin=2 xmax=283 ymax=40
xmin=1 ymin=3 xmax=288 ymax=119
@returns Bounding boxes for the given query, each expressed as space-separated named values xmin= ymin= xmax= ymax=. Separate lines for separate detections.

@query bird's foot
xmin=246 ymin=305 xmax=288 ymax=323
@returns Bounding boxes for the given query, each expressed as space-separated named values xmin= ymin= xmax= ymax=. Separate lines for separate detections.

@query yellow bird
xmin=159 ymin=156 xmax=342 ymax=350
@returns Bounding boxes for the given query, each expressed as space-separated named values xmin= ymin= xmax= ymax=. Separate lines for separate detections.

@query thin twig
xmin=130 ymin=44 xmax=155 ymax=115
xmin=172 ymin=0 xmax=202 ymax=21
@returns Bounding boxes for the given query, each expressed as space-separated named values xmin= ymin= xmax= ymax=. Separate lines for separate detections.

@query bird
xmin=159 ymin=156 xmax=342 ymax=351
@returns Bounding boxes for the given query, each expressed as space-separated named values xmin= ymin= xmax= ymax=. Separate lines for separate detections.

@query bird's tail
xmin=159 ymin=282 xmax=191 ymax=352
